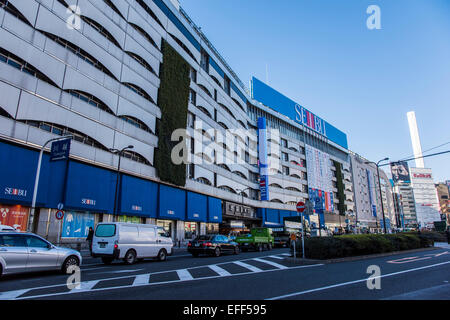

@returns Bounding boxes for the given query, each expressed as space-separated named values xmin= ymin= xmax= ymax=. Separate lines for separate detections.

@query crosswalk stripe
xmin=253 ymin=258 xmax=288 ymax=269
xmin=133 ymin=274 xmax=150 ymax=286
xmin=209 ymin=265 xmax=231 ymax=277
xmin=0 ymin=289 xmax=30 ymax=300
xmin=268 ymin=255 xmax=286 ymax=260
xmin=70 ymin=280 xmax=99 ymax=292
xmin=176 ymin=269 xmax=194 ymax=281
xmin=233 ymin=261 xmax=262 ymax=272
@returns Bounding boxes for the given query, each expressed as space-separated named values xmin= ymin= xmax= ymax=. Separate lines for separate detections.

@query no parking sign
xmin=55 ymin=210 xmax=65 ymax=220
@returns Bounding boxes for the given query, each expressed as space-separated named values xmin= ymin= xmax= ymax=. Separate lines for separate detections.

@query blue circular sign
xmin=55 ymin=210 xmax=64 ymax=220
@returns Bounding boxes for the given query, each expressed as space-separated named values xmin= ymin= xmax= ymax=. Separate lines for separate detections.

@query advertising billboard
xmin=390 ymin=161 xmax=411 ymax=183
xmin=258 ymin=117 xmax=270 ymax=201
xmin=0 ymin=204 xmax=29 ymax=231
xmin=306 ymin=145 xmax=334 ymax=213
xmin=366 ymin=169 xmax=377 ymax=217
xmin=61 ymin=211 xmax=95 ymax=238
xmin=251 ymin=77 xmax=348 ymax=149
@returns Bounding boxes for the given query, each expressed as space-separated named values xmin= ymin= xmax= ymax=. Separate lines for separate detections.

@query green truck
xmin=235 ymin=227 xmax=275 ymax=252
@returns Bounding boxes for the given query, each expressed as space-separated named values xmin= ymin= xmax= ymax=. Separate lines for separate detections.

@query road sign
xmin=55 ymin=210 xmax=64 ymax=220
xmin=57 ymin=203 xmax=64 ymax=210
xmin=290 ymin=233 xmax=297 ymax=241
xmin=296 ymin=201 xmax=305 ymax=213
xmin=50 ymin=139 xmax=71 ymax=161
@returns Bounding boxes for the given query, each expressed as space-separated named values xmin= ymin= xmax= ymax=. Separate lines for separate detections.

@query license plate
xmin=195 ymin=244 xmax=200 ymax=247
xmin=99 ymin=243 xmax=106 ymax=248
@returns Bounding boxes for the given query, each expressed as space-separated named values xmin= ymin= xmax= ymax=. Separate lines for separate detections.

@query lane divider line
xmin=266 ymin=260 xmax=450 ymax=300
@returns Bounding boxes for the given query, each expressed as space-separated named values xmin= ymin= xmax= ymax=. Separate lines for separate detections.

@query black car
xmin=188 ymin=235 xmax=240 ymax=257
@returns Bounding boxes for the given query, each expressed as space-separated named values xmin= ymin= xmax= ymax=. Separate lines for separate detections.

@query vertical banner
xmin=367 ymin=169 xmax=377 ymax=217
xmin=258 ymin=117 xmax=269 ymax=201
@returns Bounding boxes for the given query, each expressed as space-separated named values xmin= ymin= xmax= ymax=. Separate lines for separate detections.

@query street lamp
xmin=366 ymin=157 xmax=389 ymax=234
xmin=28 ymin=135 xmax=73 ymax=232
xmin=236 ymin=187 xmax=251 ymax=205
xmin=110 ymin=145 xmax=134 ymax=222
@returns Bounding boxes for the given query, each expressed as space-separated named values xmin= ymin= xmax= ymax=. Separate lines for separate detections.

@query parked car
xmin=0 ymin=225 xmax=16 ymax=232
xmin=188 ymin=235 xmax=240 ymax=257
xmin=0 ymin=231 xmax=82 ymax=278
xmin=92 ymin=222 xmax=173 ymax=265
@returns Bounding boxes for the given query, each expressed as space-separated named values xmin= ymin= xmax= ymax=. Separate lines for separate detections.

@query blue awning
xmin=279 ymin=210 xmax=292 ymax=223
xmin=207 ymin=197 xmax=222 ymax=223
xmin=266 ymin=209 xmax=280 ymax=224
xmin=64 ymin=161 xmax=116 ymax=213
xmin=119 ymin=175 xmax=157 ymax=218
xmin=186 ymin=192 xmax=207 ymax=222
xmin=158 ymin=184 xmax=186 ymax=220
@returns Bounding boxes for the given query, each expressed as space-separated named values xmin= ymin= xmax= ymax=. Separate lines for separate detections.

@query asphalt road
xmin=0 ymin=246 xmax=449 ymax=301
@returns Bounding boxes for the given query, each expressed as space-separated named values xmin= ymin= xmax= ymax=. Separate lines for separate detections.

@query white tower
xmin=407 ymin=111 xmax=425 ymax=168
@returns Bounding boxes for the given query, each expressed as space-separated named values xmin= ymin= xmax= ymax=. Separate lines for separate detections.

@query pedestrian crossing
xmin=0 ymin=254 xmax=321 ymax=300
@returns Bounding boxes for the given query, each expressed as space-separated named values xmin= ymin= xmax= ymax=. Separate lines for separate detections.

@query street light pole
xmin=111 ymin=146 xmax=134 ymax=222
xmin=366 ymin=158 xmax=389 ymax=234
xmin=28 ymin=135 xmax=73 ymax=232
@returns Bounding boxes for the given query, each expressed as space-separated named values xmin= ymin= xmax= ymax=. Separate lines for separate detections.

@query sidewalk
xmin=434 ymin=242 xmax=450 ymax=249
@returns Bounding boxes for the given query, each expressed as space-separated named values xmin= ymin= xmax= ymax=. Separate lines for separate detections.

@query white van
xmin=92 ymin=222 xmax=173 ymax=265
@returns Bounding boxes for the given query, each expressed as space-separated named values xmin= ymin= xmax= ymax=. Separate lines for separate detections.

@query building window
xmin=188 ymin=163 xmax=195 ymax=179
xmin=187 ymin=112 xmax=195 ymax=128
xmin=282 ymin=166 xmax=290 ymax=176
xmin=200 ymin=49 xmax=209 ymax=73
xmin=189 ymin=67 xmax=197 ymax=83
xmin=224 ymin=75 xmax=231 ymax=95
xmin=189 ymin=90 xmax=197 ymax=105
xmin=282 ymin=152 xmax=289 ymax=162
xmin=124 ymin=83 xmax=155 ymax=104
xmin=281 ymin=138 xmax=288 ymax=148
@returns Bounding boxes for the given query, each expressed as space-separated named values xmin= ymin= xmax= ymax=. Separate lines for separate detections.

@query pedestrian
xmin=446 ymin=226 xmax=450 ymax=245
xmin=86 ymin=227 xmax=94 ymax=255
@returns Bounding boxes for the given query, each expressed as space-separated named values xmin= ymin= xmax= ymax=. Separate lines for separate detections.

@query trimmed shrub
xmin=292 ymin=233 xmax=432 ymax=260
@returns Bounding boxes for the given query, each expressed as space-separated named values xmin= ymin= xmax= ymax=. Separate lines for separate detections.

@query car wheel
xmin=62 ymin=255 xmax=80 ymax=274
xmin=124 ymin=250 xmax=137 ymax=265
xmin=214 ymin=247 xmax=221 ymax=257
xmin=102 ymin=257 xmax=113 ymax=265
xmin=234 ymin=246 xmax=240 ymax=255
xmin=0 ymin=264 xmax=3 ymax=279
xmin=157 ymin=249 xmax=167 ymax=262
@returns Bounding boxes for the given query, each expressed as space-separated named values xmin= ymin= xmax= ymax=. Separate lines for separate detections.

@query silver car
xmin=0 ymin=232 xmax=82 ymax=278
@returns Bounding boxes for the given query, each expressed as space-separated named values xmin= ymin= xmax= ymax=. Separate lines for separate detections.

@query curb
xmin=284 ymin=246 xmax=440 ymax=264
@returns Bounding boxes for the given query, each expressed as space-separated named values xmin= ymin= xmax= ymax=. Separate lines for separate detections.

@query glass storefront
xmin=157 ymin=220 xmax=173 ymax=238
xmin=184 ymin=222 xmax=197 ymax=240
xmin=117 ymin=215 xmax=144 ymax=224
xmin=206 ymin=223 xmax=219 ymax=234
xmin=0 ymin=204 xmax=29 ymax=231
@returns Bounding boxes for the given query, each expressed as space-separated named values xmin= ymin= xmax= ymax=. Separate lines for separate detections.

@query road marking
xmin=253 ymin=258 xmax=288 ymax=269
xmin=425 ymin=251 xmax=449 ymax=257
xmin=13 ymin=264 xmax=323 ymax=300
xmin=0 ymin=289 xmax=30 ymax=300
xmin=268 ymin=255 xmax=286 ymax=260
xmin=387 ymin=256 xmax=432 ymax=264
xmin=112 ymin=269 xmax=145 ymax=274
xmin=71 ymin=280 xmax=99 ymax=292
xmin=233 ymin=261 xmax=263 ymax=272
xmin=209 ymin=265 xmax=231 ymax=277
xmin=133 ymin=274 xmax=150 ymax=286
xmin=266 ymin=260 xmax=450 ymax=300
xmin=176 ymin=269 xmax=194 ymax=281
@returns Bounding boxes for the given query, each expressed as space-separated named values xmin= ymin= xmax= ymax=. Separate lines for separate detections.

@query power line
xmin=380 ymin=150 xmax=450 ymax=167
xmin=398 ymin=140 xmax=450 ymax=162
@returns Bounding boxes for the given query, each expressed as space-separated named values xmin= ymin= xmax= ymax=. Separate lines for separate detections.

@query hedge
xmin=292 ymin=233 xmax=434 ymax=260
xmin=154 ymin=40 xmax=190 ymax=187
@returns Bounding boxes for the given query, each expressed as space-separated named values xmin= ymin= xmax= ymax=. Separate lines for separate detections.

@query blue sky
xmin=181 ymin=0 xmax=450 ymax=182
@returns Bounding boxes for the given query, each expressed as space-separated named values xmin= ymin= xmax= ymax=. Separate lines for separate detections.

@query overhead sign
xmin=251 ymin=77 xmax=348 ymax=149
xmin=257 ymin=117 xmax=269 ymax=201
xmin=50 ymin=139 xmax=71 ymax=161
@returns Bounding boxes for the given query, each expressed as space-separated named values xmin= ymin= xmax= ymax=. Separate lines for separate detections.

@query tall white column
xmin=407 ymin=111 xmax=425 ymax=168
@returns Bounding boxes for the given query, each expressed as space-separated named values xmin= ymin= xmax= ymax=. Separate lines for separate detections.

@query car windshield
xmin=95 ymin=224 xmax=116 ymax=237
